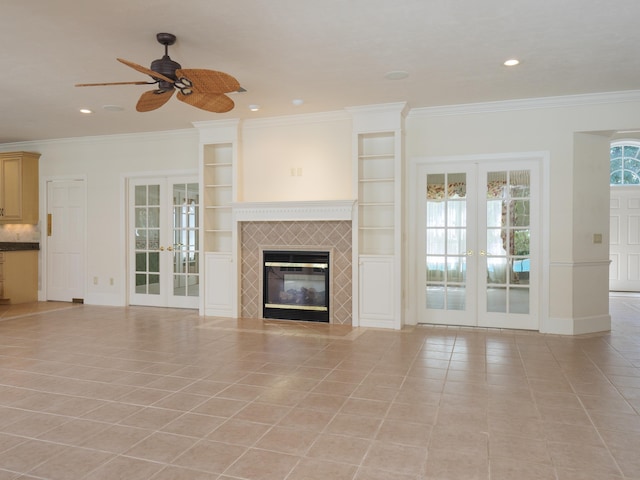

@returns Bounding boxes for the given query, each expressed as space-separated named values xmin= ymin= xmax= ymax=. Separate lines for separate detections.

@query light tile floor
xmin=0 ymin=296 xmax=638 ymax=479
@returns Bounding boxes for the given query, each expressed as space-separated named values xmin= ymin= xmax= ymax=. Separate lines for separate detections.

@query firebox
xmin=263 ymin=250 xmax=329 ymax=322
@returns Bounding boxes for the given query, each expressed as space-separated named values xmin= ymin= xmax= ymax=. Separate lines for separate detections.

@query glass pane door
xmin=133 ymin=183 xmax=162 ymax=300
xmin=417 ymin=160 xmax=539 ymax=330
xmin=129 ymin=176 xmax=199 ymax=309
xmin=420 ymin=166 xmax=477 ymax=326
xmin=171 ymin=182 xmax=200 ymax=303
xmin=478 ymin=164 xmax=538 ymax=329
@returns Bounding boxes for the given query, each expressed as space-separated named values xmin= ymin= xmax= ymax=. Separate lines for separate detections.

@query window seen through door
xmin=611 ymin=142 xmax=640 ymax=185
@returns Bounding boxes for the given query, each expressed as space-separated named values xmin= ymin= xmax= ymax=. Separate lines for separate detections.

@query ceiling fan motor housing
xmin=150 ymin=56 xmax=181 ymax=91
xmin=151 ymin=33 xmax=181 ymax=91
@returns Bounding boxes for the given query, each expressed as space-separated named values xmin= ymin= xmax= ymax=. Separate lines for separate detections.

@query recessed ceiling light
xmin=79 ymin=108 xmax=93 ymax=114
xmin=503 ymin=59 xmax=520 ymax=67
xmin=292 ymin=99 xmax=304 ymax=106
xmin=102 ymin=105 xmax=124 ymax=112
xmin=385 ymin=70 xmax=409 ymax=80
xmin=248 ymin=104 xmax=260 ymax=112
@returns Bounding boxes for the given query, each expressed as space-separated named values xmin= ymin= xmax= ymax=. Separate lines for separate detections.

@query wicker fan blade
xmin=136 ymin=89 xmax=175 ymax=112
xmin=177 ymin=91 xmax=234 ymax=113
xmin=175 ymin=69 xmax=240 ymax=93
xmin=75 ymin=81 xmax=152 ymax=87
xmin=117 ymin=58 xmax=175 ymax=84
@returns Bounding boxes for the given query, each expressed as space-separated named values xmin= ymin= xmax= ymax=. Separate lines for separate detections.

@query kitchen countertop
xmin=0 ymin=242 xmax=40 ymax=251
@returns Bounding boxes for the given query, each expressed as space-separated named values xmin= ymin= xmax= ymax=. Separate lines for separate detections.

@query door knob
xmin=466 ymin=250 xmax=474 ymax=256
xmin=167 ymin=245 xmax=173 ymax=252
xmin=159 ymin=246 xmax=164 ymax=251
xmin=480 ymin=250 xmax=486 ymax=256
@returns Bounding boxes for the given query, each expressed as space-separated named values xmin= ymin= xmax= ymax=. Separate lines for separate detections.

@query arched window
xmin=610 ymin=141 xmax=640 ymax=185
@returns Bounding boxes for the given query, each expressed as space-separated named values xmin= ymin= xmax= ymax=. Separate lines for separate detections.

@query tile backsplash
xmin=0 ymin=224 xmax=40 ymax=242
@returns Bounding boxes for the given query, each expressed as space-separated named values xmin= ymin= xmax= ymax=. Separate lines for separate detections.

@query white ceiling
xmin=3 ymin=0 xmax=640 ymax=144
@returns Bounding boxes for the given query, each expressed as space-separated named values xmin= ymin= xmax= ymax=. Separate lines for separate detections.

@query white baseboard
xmin=543 ymin=314 xmax=611 ymax=335
xmin=359 ymin=317 xmax=400 ymax=330
xmin=83 ymin=293 xmax=125 ymax=307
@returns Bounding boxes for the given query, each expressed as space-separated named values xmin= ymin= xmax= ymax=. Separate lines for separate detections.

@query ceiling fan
xmin=76 ymin=33 xmax=240 ymax=113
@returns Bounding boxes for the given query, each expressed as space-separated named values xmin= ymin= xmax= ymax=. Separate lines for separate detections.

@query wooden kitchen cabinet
xmin=0 ymin=251 xmax=38 ymax=303
xmin=0 ymin=151 xmax=40 ymax=224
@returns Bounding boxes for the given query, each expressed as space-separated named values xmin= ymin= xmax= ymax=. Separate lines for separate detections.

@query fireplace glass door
xmin=263 ymin=251 xmax=329 ymax=322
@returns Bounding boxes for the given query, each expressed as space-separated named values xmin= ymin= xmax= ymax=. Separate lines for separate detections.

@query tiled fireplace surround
xmin=234 ymin=201 xmax=354 ymax=325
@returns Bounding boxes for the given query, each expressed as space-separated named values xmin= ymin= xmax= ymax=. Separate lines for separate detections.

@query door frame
xmin=41 ymin=175 xmax=88 ymax=302
xmin=125 ymin=169 xmax=198 ymax=307
xmin=406 ymin=152 xmax=550 ymax=330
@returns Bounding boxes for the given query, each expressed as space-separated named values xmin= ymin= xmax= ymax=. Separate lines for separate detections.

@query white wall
xmin=0 ymin=129 xmax=199 ymax=306
xmin=240 ymin=112 xmax=352 ymax=202
xmin=2 ymin=91 xmax=640 ymax=334
xmin=405 ymin=92 xmax=640 ymax=333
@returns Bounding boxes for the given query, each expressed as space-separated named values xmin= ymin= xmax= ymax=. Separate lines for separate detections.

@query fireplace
xmin=235 ymin=203 xmax=354 ymax=325
xmin=263 ymin=250 xmax=330 ymax=322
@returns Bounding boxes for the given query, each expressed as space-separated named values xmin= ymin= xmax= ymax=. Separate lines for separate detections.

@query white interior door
xmin=477 ymin=162 xmax=539 ymax=330
xmin=417 ymin=159 xmax=539 ymax=330
xmin=46 ymin=179 xmax=86 ymax=302
xmin=128 ymin=176 xmax=200 ymax=308
xmin=610 ymin=186 xmax=640 ymax=291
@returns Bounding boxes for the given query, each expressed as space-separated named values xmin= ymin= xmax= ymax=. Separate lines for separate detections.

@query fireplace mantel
xmin=232 ymin=200 xmax=356 ymax=222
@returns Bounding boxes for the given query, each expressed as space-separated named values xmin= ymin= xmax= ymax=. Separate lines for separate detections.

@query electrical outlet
xmin=593 ymin=233 xmax=603 ymax=244
xmin=93 ymin=277 xmax=98 ymax=285
xmin=109 ymin=278 xmax=114 ymax=286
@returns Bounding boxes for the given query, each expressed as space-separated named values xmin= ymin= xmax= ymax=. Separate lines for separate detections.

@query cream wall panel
xmin=572 ymin=132 xmax=611 ymax=262
xmin=2 ymin=93 xmax=640 ymax=333
xmin=1 ymin=130 xmax=199 ymax=306
xmin=241 ymin=114 xmax=352 ymax=202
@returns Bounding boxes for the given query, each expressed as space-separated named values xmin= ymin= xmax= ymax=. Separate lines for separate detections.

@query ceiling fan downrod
xmin=150 ymin=33 xmax=181 ymax=91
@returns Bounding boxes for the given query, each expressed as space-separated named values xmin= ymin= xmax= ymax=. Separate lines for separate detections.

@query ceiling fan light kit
xmin=76 ymin=33 xmax=240 ymax=114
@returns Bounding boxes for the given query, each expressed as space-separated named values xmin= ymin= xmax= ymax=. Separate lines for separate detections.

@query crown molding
xmin=192 ymin=119 xmax=242 ymax=131
xmin=0 ymin=128 xmax=197 ymax=151
xmin=408 ymin=90 xmax=640 ymax=118
xmin=242 ymin=110 xmax=350 ymax=129
xmin=345 ymin=101 xmax=409 ymax=117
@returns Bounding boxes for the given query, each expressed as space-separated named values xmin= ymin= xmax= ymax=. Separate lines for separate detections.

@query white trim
xmin=407 ymin=151 xmax=549 ymax=332
xmin=346 ymin=102 xmax=409 ymax=133
xmin=408 ymin=90 xmax=640 ymax=118
xmin=539 ymin=151 xmax=551 ymax=336
xmin=0 ymin=128 xmax=196 ymax=150
xmin=125 ymin=168 xmax=198 ymax=179
xmin=232 ymin=200 xmax=356 ymax=222
xmin=545 ymin=314 xmax=611 ymax=335
xmin=550 ymin=260 xmax=612 ymax=268
xmin=611 ymin=139 xmax=640 ymax=146
xmin=242 ymin=111 xmax=350 ymax=129
xmin=192 ymin=119 xmax=242 ymax=144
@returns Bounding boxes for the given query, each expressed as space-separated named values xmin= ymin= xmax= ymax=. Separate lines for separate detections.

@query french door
xmin=128 ymin=176 xmax=200 ymax=308
xmin=417 ymin=159 xmax=539 ymax=330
